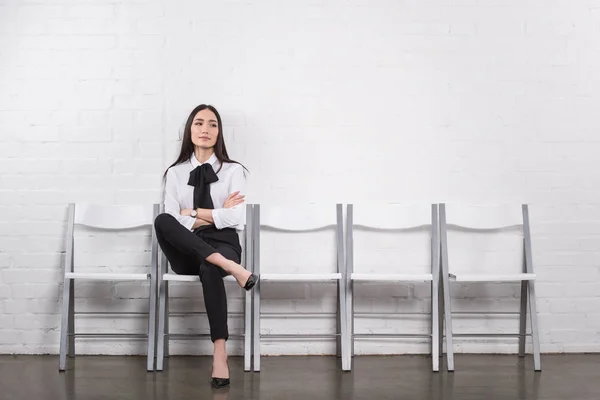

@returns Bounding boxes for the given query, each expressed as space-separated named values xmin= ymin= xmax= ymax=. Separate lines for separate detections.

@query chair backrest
xmin=253 ymin=204 xmax=343 ymax=274
xmin=65 ymin=203 xmax=159 ymax=275
xmin=441 ymin=204 xmax=524 ymax=230
xmin=74 ymin=204 xmax=156 ymax=229
xmin=440 ymin=203 xmax=529 ymax=276
xmin=347 ymin=204 xmax=437 ymax=275
xmin=257 ymin=203 xmax=340 ymax=231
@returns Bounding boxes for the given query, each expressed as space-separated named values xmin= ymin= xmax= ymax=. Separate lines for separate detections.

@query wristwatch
xmin=190 ymin=209 xmax=197 ymax=218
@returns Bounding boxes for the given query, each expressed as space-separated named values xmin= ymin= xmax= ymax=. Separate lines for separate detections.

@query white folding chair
xmin=58 ymin=203 xmax=159 ymax=372
xmin=439 ymin=203 xmax=541 ymax=371
xmin=252 ymin=204 xmax=350 ymax=371
xmin=345 ymin=204 xmax=441 ymax=371
xmin=155 ymin=204 xmax=253 ymax=371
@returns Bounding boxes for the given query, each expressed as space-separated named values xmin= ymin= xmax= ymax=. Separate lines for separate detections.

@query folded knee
xmin=154 ymin=212 xmax=175 ymax=231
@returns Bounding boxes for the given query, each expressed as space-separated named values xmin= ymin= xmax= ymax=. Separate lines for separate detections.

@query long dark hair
xmin=163 ymin=104 xmax=247 ymax=179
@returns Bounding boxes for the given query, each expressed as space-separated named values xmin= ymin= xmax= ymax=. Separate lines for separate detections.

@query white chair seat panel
xmin=65 ymin=272 xmax=149 ymax=280
xmin=449 ymin=273 xmax=536 ymax=282
xmin=260 ymin=273 xmax=341 ymax=282
xmin=163 ymin=273 xmax=237 ymax=282
xmin=352 ymin=273 xmax=433 ymax=282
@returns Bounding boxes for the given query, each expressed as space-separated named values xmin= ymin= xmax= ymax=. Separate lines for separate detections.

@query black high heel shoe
xmin=243 ymin=273 xmax=259 ymax=291
xmin=211 ymin=377 xmax=230 ymax=389
xmin=211 ymin=364 xmax=230 ymax=389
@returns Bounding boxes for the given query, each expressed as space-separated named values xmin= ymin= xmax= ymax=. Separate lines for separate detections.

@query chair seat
xmin=352 ymin=273 xmax=433 ymax=282
xmin=260 ymin=273 xmax=342 ymax=282
xmin=163 ymin=273 xmax=236 ymax=282
xmin=65 ymin=272 xmax=149 ymax=281
xmin=449 ymin=273 xmax=536 ymax=282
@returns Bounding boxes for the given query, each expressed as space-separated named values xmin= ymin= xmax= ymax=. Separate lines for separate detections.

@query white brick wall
xmin=1 ymin=0 xmax=600 ymax=356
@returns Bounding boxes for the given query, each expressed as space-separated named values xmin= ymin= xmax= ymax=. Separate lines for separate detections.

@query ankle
xmin=214 ymin=354 xmax=227 ymax=363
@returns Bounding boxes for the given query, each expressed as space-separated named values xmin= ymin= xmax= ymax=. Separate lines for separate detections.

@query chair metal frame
xmin=58 ymin=203 xmax=159 ymax=372
xmin=251 ymin=203 xmax=350 ymax=371
xmin=439 ymin=203 xmax=541 ymax=372
xmin=345 ymin=203 xmax=441 ymax=372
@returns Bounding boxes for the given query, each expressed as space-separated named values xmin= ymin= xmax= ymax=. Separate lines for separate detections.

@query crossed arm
xmin=180 ymin=191 xmax=245 ymax=229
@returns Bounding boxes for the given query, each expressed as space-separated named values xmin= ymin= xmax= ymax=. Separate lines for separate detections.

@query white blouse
xmin=163 ymin=152 xmax=247 ymax=231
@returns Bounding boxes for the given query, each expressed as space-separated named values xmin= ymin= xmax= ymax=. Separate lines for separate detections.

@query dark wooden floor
xmin=0 ymin=354 xmax=598 ymax=400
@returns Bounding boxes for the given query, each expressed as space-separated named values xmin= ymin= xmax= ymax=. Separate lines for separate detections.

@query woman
xmin=154 ymin=104 xmax=258 ymax=389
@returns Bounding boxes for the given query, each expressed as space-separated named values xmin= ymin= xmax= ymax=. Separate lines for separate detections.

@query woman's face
xmin=190 ymin=108 xmax=219 ymax=149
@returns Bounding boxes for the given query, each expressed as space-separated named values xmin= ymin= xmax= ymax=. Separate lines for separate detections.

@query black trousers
xmin=154 ymin=213 xmax=242 ymax=342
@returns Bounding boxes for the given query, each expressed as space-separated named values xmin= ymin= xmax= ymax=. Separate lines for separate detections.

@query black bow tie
xmin=188 ymin=163 xmax=219 ymax=209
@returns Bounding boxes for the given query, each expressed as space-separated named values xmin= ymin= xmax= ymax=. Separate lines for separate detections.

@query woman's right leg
xmin=200 ymin=245 xmax=241 ymax=382
xmin=155 ymin=213 xmax=255 ymax=289
xmin=154 ymin=213 xmax=199 ymax=275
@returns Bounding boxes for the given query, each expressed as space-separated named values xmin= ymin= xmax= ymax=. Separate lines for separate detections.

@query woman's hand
xmin=224 ymin=191 xmax=245 ymax=209
xmin=180 ymin=208 xmax=193 ymax=217
xmin=192 ymin=218 xmax=212 ymax=229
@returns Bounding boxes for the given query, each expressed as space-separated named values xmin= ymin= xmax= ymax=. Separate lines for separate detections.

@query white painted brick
xmin=261 ymin=283 xmax=308 ymax=300
xmin=0 ymin=254 xmax=11 ymax=268
xmin=550 ymin=298 xmax=600 ymax=314
xmin=60 ymin=158 xmax=113 ymax=174
xmin=1 ymin=159 xmax=61 ymax=174
xmin=13 ymin=314 xmax=59 ymax=330
xmin=562 ymin=343 xmax=600 ymax=353
xmin=115 ymin=4 xmax=164 ymax=19
xmin=62 ymin=142 xmax=136 ymax=159
xmin=585 ymin=314 xmax=600 ymax=328
xmin=0 ymin=285 xmax=11 ymax=299
xmin=113 ymin=94 xmax=162 ymax=110
xmin=534 ymin=252 xmax=600 ymax=267
xmin=1 ymin=235 xmax=63 ymax=252
xmin=2 ymin=269 xmax=62 ymax=284
xmin=135 ymin=19 xmax=165 ymax=35
xmin=117 ymin=35 xmax=164 ymax=49
xmin=12 ymin=253 xmax=62 ymax=269
xmin=65 ymin=5 xmax=115 ymax=18
xmin=565 ymin=283 xmax=600 ymax=298
xmin=114 ymin=190 xmax=162 ymax=204
xmin=9 ymin=221 xmax=65 ymax=236
xmin=112 ymin=158 xmax=163 ymax=174
xmin=3 ymin=299 xmax=60 ymax=314
xmin=9 ymin=284 xmax=60 ymax=299
xmin=133 ymin=80 xmax=163 ymax=95
xmin=135 ymin=141 xmax=162 ymax=158
xmin=538 ymin=314 xmax=587 ymax=330
xmin=113 ymin=282 xmax=150 ymax=299
xmin=541 ymin=266 xmax=600 ymax=282
xmin=0 ymin=142 xmax=21 ymax=157
xmin=16 ymin=126 xmax=61 ymax=142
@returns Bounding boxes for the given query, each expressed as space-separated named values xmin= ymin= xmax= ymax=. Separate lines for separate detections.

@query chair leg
xmin=442 ymin=277 xmax=454 ymax=371
xmin=147 ymin=277 xmax=158 ymax=372
xmin=156 ymin=278 xmax=167 ymax=371
xmin=336 ymin=283 xmax=341 ymax=359
xmin=164 ymin=280 xmax=170 ymax=358
xmin=350 ymin=279 xmax=355 ymax=358
xmin=438 ymin=278 xmax=444 ymax=358
xmin=59 ymin=278 xmax=72 ymax=371
xmin=518 ymin=280 xmax=528 ymax=357
xmin=253 ymin=279 xmax=261 ymax=372
xmin=244 ymin=288 xmax=252 ymax=372
xmin=431 ymin=280 xmax=439 ymax=372
xmin=339 ymin=278 xmax=350 ymax=371
xmin=67 ymin=279 xmax=75 ymax=358
xmin=528 ymin=279 xmax=542 ymax=371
